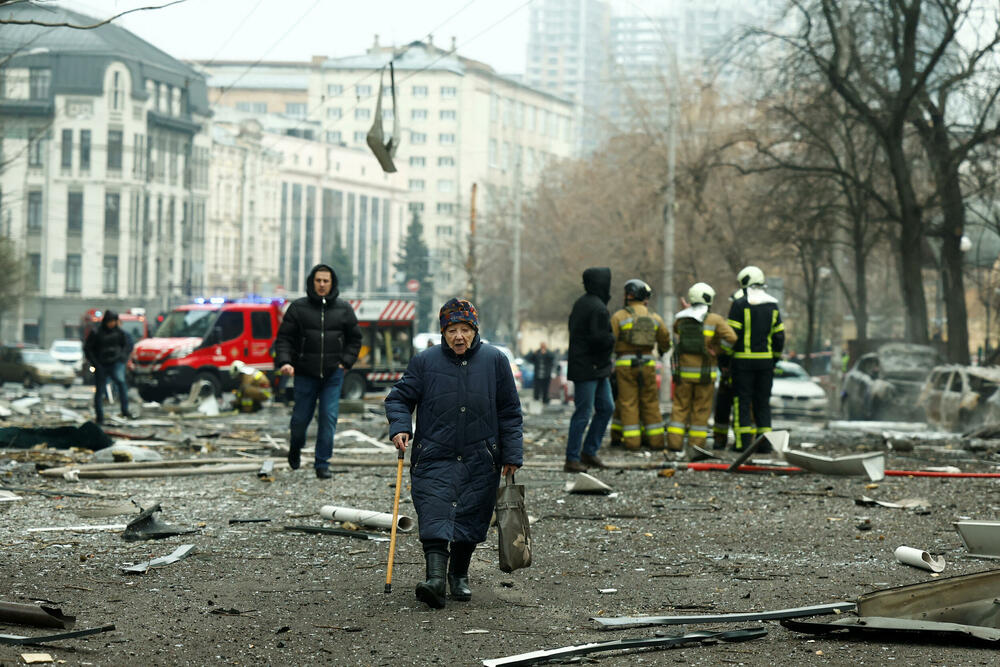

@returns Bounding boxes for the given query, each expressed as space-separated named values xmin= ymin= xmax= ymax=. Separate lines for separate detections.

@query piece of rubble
xmin=122 ymin=503 xmax=198 ymax=541
xmin=319 ymin=504 xmax=414 ymax=532
xmin=0 ymin=601 xmax=75 ymax=629
xmin=565 ymin=472 xmax=613 ymax=495
xmin=122 ymin=544 xmax=196 ymax=574
xmin=784 ymin=450 xmax=885 ymax=482
xmin=894 ymin=545 xmax=945 ymax=572
xmin=0 ymin=422 xmax=111 ymax=451
xmin=953 ymin=520 xmax=1000 ymax=558
xmin=591 ymin=601 xmax=856 ymax=629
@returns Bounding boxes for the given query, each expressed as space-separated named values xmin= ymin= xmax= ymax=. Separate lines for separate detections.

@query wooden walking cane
xmin=385 ymin=447 xmax=405 ymax=593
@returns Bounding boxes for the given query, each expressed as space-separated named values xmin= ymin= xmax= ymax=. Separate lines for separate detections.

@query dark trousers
xmin=533 ymin=375 xmax=551 ymax=403
xmin=713 ymin=375 xmax=735 ymax=448
xmin=732 ymin=363 xmax=774 ymax=450
xmin=94 ymin=362 xmax=129 ymax=421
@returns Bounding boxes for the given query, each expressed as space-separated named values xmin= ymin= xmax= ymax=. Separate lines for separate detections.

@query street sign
xmin=406 ymin=279 xmax=420 ymax=293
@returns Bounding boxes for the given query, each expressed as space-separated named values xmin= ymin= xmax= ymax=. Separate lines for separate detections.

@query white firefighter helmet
xmin=737 ymin=265 xmax=766 ymax=288
xmin=687 ymin=282 xmax=715 ymax=306
xmin=229 ymin=360 xmax=246 ymax=378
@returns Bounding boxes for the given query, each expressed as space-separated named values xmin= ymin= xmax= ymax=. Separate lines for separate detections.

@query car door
xmin=248 ymin=309 xmax=274 ymax=368
xmin=938 ymin=369 xmax=966 ymax=430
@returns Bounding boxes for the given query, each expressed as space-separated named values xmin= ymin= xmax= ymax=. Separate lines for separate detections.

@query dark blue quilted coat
xmin=384 ymin=335 xmax=523 ymax=543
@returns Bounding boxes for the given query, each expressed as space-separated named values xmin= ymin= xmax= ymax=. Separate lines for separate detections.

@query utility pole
xmin=661 ymin=92 xmax=677 ymax=325
xmin=512 ymin=156 xmax=522 ymax=351
xmin=465 ymin=183 xmax=477 ymax=302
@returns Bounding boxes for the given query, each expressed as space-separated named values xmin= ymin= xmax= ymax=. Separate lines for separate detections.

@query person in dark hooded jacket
xmin=385 ymin=298 xmax=523 ymax=609
xmin=273 ymin=264 xmax=363 ymax=478
xmin=84 ymin=309 xmax=133 ymax=424
xmin=565 ymin=267 xmax=615 ymax=472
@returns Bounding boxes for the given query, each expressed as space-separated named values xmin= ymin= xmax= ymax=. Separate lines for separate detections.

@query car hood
xmin=133 ymin=337 xmax=201 ymax=361
xmin=772 ymin=378 xmax=826 ymax=399
xmin=33 ymin=362 xmax=74 ymax=374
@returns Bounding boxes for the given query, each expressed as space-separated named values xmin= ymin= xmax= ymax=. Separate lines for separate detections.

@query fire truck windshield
xmin=120 ymin=320 xmax=146 ymax=341
xmin=156 ymin=309 xmax=217 ymax=338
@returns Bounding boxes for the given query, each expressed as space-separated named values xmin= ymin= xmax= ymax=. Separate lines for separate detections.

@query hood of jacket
xmin=674 ymin=303 xmax=709 ymax=323
xmin=582 ymin=267 xmax=612 ymax=305
xmin=305 ymin=263 xmax=340 ymax=305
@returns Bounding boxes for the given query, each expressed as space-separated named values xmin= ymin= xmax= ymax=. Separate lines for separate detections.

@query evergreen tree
xmin=395 ymin=209 xmax=434 ymax=331
xmin=329 ymin=242 xmax=354 ymax=291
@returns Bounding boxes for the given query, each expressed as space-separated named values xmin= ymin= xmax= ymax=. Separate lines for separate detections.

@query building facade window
xmin=65 ymin=254 xmax=82 ymax=293
xmin=67 ymin=192 xmax=83 ymax=234
xmin=27 ymin=191 xmax=42 ymax=231
xmin=111 ymin=71 xmax=124 ymax=111
xmin=410 ymin=131 xmax=426 ymax=144
xmin=408 ymin=202 xmax=424 ymax=213
xmin=80 ymin=130 xmax=91 ymax=170
xmin=355 ymin=108 xmax=371 ymax=120
xmin=409 ymin=156 xmax=425 ymax=167
xmin=27 ymin=253 xmax=41 ymax=291
xmin=353 ymin=130 xmax=367 ymax=143
xmin=439 ymin=133 xmax=455 ymax=145
xmin=408 ymin=179 xmax=425 ymax=192
xmin=29 ymin=68 xmax=51 ymax=100
xmin=439 ymin=109 xmax=456 ymax=120
xmin=103 ymin=256 xmax=118 ymax=293
xmin=440 ymin=86 xmax=457 ymax=97
xmin=327 ymin=107 xmax=342 ymax=119
xmin=327 ymin=84 xmax=343 ymax=96
xmin=411 ymin=85 xmax=428 ymax=97
xmin=488 ymin=139 xmax=498 ymax=167
xmin=325 ymin=130 xmax=342 ymax=143
xmin=355 ymin=84 xmax=372 ymax=97
xmin=411 ymin=109 xmax=427 ymax=121
xmin=105 ymin=192 xmax=120 ymax=236
xmin=438 ymin=156 xmax=455 ymax=167
xmin=28 ymin=128 xmax=44 ymax=167
xmin=437 ymin=179 xmax=454 ymax=193
xmin=61 ymin=129 xmax=72 ymax=169
xmin=285 ymin=102 xmax=307 ymax=117
xmin=436 ymin=202 xmax=455 ymax=214
xmin=107 ymin=129 xmax=123 ymax=170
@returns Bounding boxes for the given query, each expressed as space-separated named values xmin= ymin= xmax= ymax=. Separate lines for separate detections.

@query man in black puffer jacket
xmin=273 ymin=264 xmax=363 ymax=478
xmin=84 ymin=310 xmax=133 ymax=424
xmin=565 ymin=267 xmax=615 ymax=472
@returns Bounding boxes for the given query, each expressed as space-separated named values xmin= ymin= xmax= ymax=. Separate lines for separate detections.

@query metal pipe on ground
xmin=320 ymin=505 xmax=414 ymax=533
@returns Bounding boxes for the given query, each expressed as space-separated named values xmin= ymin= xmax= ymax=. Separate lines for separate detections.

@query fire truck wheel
xmin=341 ymin=372 xmax=365 ymax=400
xmin=138 ymin=386 xmax=170 ymax=403
xmin=195 ymin=370 xmax=222 ymax=397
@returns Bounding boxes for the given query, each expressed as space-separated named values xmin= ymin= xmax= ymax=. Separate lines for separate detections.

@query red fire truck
xmin=128 ymin=295 xmax=415 ymax=402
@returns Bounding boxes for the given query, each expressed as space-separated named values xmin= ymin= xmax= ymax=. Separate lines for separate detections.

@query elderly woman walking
xmin=385 ymin=298 xmax=523 ymax=609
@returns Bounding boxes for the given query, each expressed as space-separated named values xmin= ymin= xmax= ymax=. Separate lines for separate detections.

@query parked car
xmin=516 ymin=357 xmax=534 ymax=390
xmin=841 ymin=343 xmax=940 ymax=421
xmin=0 ymin=345 xmax=76 ymax=388
xmin=49 ymin=339 xmax=84 ymax=373
xmin=770 ymin=360 xmax=829 ymax=420
xmin=919 ymin=365 xmax=1000 ymax=431
xmin=491 ymin=344 xmax=523 ymax=391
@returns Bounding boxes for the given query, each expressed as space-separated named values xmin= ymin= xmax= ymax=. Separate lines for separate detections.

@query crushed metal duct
xmin=122 ymin=544 xmax=196 ymax=574
xmin=0 ymin=624 xmax=116 ymax=646
xmin=0 ymin=602 xmax=75 ymax=629
xmin=482 ymin=628 xmax=767 ymax=666
xmin=122 ymin=503 xmax=197 ymax=541
xmin=283 ymin=525 xmax=389 ymax=541
xmin=319 ymin=505 xmax=414 ymax=532
xmin=591 ymin=601 xmax=856 ymax=629
xmin=565 ymin=472 xmax=613 ymax=495
xmin=784 ymin=450 xmax=885 ymax=482
xmin=954 ymin=521 xmax=1000 ymax=558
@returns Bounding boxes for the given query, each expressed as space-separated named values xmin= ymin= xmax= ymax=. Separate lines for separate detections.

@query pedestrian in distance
xmin=384 ymin=298 xmax=523 ymax=609
xmin=565 ymin=267 xmax=616 ymax=472
xmin=609 ymin=279 xmax=672 ymax=451
xmin=524 ymin=341 xmax=556 ymax=404
xmin=668 ymin=282 xmax=736 ymax=457
xmin=273 ymin=263 xmax=363 ymax=479
xmin=83 ymin=310 xmax=133 ymax=424
xmin=727 ymin=266 xmax=784 ymax=453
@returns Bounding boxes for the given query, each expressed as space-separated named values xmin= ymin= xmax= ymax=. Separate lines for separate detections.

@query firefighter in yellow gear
xmin=668 ymin=283 xmax=738 ymax=454
xmin=230 ymin=360 xmax=273 ymax=413
xmin=609 ymin=279 xmax=672 ymax=450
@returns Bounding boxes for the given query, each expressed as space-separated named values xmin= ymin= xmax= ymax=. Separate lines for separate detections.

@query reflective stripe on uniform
xmin=623 ymin=424 xmax=642 ymax=438
xmin=713 ymin=424 xmax=728 ymax=435
xmin=645 ymin=425 xmax=665 ymax=436
xmin=667 ymin=421 xmax=686 ymax=435
xmin=615 ymin=358 xmax=633 ymax=366
xmin=734 ymin=351 xmax=773 ymax=359
xmin=689 ymin=427 xmax=709 ymax=438
xmin=727 ymin=318 xmax=742 ymax=330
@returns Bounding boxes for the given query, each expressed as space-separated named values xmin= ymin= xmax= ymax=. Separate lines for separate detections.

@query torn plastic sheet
xmin=954 ymin=520 xmax=1000 ymax=558
xmin=0 ymin=624 xmax=116 ymax=646
xmin=482 ymin=627 xmax=767 ymax=666
xmin=591 ymin=601 xmax=856 ymax=629
xmin=122 ymin=503 xmax=197 ymax=541
xmin=122 ymin=544 xmax=196 ymax=574
xmin=0 ymin=422 xmax=111 ymax=451
xmin=565 ymin=472 xmax=613 ymax=495
xmin=0 ymin=602 xmax=75 ymax=629
xmin=283 ymin=525 xmax=389 ymax=542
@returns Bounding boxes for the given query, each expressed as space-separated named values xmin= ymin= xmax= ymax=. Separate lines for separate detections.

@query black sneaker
xmin=315 ymin=468 xmax=332 ymax=479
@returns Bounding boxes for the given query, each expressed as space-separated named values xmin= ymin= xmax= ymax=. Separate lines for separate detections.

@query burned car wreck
xmin=841 ymin=343 xmax=940 ymax=420
xmin=919 ymin=365 xmax=1000 ymax=432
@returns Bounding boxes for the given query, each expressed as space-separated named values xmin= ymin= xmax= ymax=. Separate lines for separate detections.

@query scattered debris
xmin=257 ymin=459 xmax=275 ymax=481
xmin=894 ymin=546 xmax=945 ymax=572
xmin=591 ymin=601 xmax=856 ymax=629
xmin=122 ymin=544 xmax=196 ymax=574
xmin=0 ymin=422 xmax=111 ymax=451
xmin=482 ymin=628 xmax=767 ymax=666
xmin=283 ymin=525 xmax=389 ymax=541
xmin=41 ymin=457 xmax=288 ymax=479
xmin=784 ymin=450 xmax=885 ymax=482
xmin=855 ymin=496 xmax=930 ymax=511
xmin=75 ymin=502 xmax=139 ymax=518
xmin=319 ymin=504 xmax=414 ymax=532
xmin=20 ymin=653 xmax=52 ymax=663
xmin=0 ymin=490 xmax=23 ymax=502
xmin=0 ymin=601 xmax=75 ymax=629
xmin=122 ymin=503 xmax=198 ymax=541
xmin=93 ymin=443 xmax=164 ymax=463
xmin=565 ymin=472 xmax=613 ymax=495
xmin=953 ymin=520 xmax=1000 ymax=558
xmin=0 ymin=625 xmax=116 ymax=646
xmin=228 ymin=518 xmax=272 ymax=524
xmin=27 ymin=523 xmax=126 ymax=534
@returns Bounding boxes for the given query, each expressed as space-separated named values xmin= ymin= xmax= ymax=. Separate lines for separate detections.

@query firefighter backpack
xmin=674 ymin=316 xmax=712 ymax=383
xmin=623 ymin=307 xmax=658 ymax=347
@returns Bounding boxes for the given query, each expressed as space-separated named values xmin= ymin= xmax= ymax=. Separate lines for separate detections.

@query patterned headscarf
xmin=439 ymin=298 xmax=479 ymax=332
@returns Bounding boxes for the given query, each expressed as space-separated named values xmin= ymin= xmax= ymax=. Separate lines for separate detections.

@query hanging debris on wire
xmin=366 ymin=61 xmax=400 ymax=172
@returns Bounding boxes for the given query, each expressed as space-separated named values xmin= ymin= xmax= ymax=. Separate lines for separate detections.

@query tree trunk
xmin=939 ymin=184 xmax=971 ymax=364
xmin=852 ymin=220 xmax=869 ymax=342
xmin=887 ymin=143 xmax=929 ymax=344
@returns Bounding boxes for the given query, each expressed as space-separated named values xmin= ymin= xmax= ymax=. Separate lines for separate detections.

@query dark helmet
xmin=624 ymin=278 xmax=652 ymax=302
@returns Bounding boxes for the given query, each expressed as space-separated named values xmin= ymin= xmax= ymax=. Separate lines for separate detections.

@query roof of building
xmin=191 ymin=63 xmax=310 ymax=91
xmin=0 ymin=4 xmax=208 ymax=113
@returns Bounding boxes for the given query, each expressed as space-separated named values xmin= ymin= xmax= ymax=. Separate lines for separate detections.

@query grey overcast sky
xmin=60 ymin=0 xmax=534 ymax=74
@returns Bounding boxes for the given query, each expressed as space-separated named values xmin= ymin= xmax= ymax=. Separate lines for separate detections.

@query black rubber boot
xmin=448 ymin=542 xmax=474 ymax=602
xmin=415 ymin=552 xmax=448 ymax=609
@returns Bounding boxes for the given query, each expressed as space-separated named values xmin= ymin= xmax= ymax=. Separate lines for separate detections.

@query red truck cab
xmin=128 ymin=298 xmax=284 ymax=402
